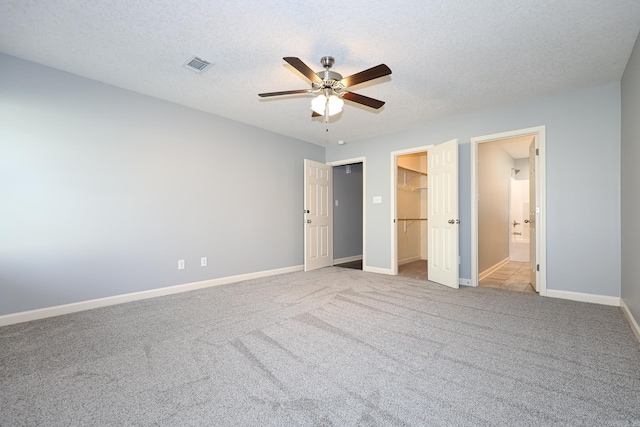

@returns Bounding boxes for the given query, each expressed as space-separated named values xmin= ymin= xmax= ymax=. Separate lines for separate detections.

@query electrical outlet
xmin=178 ymin=259 xmax=185 ymax=270
xmin=201 ymin=257 xmax=208 ymax=267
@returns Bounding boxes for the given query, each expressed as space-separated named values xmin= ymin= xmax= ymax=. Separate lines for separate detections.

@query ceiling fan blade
xmin=340 ymin=64 xmax=392 ymax=87
xmin=258 ymin=89 xmax=310 ymax=97
xmin=283 ymin=57 xmax=323 ymax=83
xmin=311 ymin=111 xmax=322 ymax=117
xmin=342 ymin=91 xmax=386 ymax=109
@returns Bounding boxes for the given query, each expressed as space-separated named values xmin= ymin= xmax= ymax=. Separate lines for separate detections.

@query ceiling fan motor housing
xmin=315 ymin=57 xmax=343 ymax=89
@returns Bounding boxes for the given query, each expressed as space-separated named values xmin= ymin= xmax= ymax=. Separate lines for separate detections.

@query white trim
xmin=0 ymin=265 xmax=303 ymax=327
xmin=363 ymin=266 xmax=394 ymax=275
xmin=545 ymin=289 xmax=620 ymax=307
xmin=390 ymin=145 xmax=434 ymax=276
xmin=398 ymin=255 xmax=423 ymax=266
xmin=459 ymin=278 xmax=471 ymax=287
xmin=621 ymin=299 xmax=640 ymax=343
xmin=333 ymin=255 xmax=363 ymax=265
xmin=327 ymin=157 xmax=367 ymax=270
xmin=478 ymin=257 xmax=511 ymax=281
xmin=470 ymin=126 xmax=547 ymax=296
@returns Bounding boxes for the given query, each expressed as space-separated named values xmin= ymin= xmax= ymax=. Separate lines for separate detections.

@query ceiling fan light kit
xmin=259 ymin=56 xmax=391 ymax=119
xmin=311 ymin=93 xmax=344 ymax=116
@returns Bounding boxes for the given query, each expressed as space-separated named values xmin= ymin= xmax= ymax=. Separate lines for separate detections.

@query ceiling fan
xmin=258 ymin=56 xmax=392 ymax=118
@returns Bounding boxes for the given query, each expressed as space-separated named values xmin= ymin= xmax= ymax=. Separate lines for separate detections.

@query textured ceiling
xmin=1 ymin=1 xmax=639 ymax=146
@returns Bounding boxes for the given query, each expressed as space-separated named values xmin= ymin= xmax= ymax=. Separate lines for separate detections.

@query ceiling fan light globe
xmin=311 ymin=94 xmax=326 ymax=115
xmin=327 ymin=95 xmax=344 ymax=116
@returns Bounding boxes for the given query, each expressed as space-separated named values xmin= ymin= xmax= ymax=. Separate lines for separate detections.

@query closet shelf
xmin=398 ymin=166 xmax=427 ymax=176
xmin=398 ymin=166 xmax=427 ymax=187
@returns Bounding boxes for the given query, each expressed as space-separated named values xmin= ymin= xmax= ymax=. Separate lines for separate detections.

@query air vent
xmin=183 ymin=56 xmax=213 ymax=73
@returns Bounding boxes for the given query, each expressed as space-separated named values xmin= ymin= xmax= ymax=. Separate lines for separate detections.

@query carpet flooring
xmin=1 ymin=267 xmax=639 ymax=426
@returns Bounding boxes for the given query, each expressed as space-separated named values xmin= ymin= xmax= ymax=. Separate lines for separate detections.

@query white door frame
xmin=327 ymin=157 xmax=367 ymax=269
xmin=470 ymin=126 xmax=547 ymax=295
xmin=390 ymin=146 xmax=433 ymax=275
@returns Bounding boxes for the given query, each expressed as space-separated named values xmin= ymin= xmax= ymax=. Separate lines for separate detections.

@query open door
xmin=428 ymin=139 xmax=459 ymax=288
xmin=304 ymin=159 xmax=333 ymax=271
xmin=528 ymin=141 xmax=537 ymax=291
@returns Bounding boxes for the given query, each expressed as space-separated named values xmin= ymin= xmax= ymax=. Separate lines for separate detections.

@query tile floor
xmin=478 ymin=261 xmax=536 ymax=293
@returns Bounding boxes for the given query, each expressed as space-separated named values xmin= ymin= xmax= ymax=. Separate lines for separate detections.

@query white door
xmin=428 ymin=139 xmax=459 ymax=288
xmin=304 ymin=159 xmax=333 ymax=271
xmin=528 ymin=141 xmax=537 ymax=291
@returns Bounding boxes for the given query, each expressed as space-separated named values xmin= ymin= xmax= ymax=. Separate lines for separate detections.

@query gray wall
xmin=478 ymin=143 xmax=513 ymax=273
xmin=0 ymin=53 xmax=324 ymax=316
xmin=327 ymin=82 xmax=621 ymax=297
xmin=332 ymin=163 xmax=363 ymax=260
xmin=621 ymin=34 xmax=640 ymax=323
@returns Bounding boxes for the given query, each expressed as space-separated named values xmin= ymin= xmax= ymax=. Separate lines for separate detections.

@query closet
xmin=396 ymin=153 xmax=428 ymax=267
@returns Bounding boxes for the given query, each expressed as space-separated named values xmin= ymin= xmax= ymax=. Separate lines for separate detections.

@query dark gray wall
xmin=0 ymin=53 xmax=324 ymax=316
xmin=621 ymin=34 xmax=640 ymax=323
xmin=333 ymin=163 xmax=363 ymax=260
xmin=327 ymin=83 xmax=621 ymax=297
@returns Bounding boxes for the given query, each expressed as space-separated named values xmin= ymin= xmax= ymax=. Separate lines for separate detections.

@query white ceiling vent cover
xmin=183 ymin=56 xmax=213 ymax=73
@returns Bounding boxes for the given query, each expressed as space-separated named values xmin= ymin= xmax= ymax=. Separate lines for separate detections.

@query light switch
xmin=373 ymin=196 xmax=382 ymax=204
xmin=335 ymin=200 xmax=339 ymax=207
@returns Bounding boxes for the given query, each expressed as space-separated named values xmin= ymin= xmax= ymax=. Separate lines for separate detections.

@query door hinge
xmin=536 ymin=264 xmax=540 ymax=271
xmin=535 ymin=148 xmax=539 ymax=156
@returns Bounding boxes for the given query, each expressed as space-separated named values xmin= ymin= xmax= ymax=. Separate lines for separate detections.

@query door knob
xmin=306 ymin=220 xmax=312 ymax=223
xmin=524 ymin=219 xmax=530 ymax=224
xmin=448 ymin=219 xmax=455 ymax=224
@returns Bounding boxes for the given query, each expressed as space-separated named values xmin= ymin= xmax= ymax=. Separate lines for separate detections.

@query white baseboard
xmin=545 ymin=289 xmax=621 ymax=307
xmin=479 ymin=257 xmax=510 ymax=281
xmin=363 ymin=266 xmax=394 ymax=275
xmin=621 ymin=299 xmax=640 ymax=343
xmin=0 ymin=265 xmax=303 ymax=327
xmin=333 ymin=255 xmax=363 ymax=265
xmin=398 ymin=255 xmax=422 ymax=266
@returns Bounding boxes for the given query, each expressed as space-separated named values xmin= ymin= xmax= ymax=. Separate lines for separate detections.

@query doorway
xmin=304 ymin=158 xmax=366 ymax=272
xmin=476 ymin=136 xmax=534 ymax=292
xmin=390 ymin=140 xmax=460 ymax=288
xmin=396 ymin=152 xmax=428 ymax=279
xmin=325 ymin=157 xmax=366 ymax=271
xmin=391 ymin=146 xmax=431 ymax=276
xmin=332 ymin=162 xmax=364 ymax=270
xmin=471 ymin=126 xmax=547 ymax=295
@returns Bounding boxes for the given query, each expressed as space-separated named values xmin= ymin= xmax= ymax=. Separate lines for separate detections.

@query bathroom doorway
xmin=471 ymin=126 xmax=547 ymax=295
